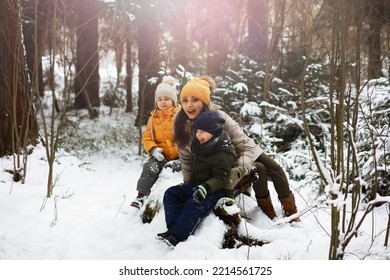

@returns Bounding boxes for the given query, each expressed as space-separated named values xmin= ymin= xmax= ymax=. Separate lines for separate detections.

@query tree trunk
xmin=246 ymin=0 xmax=268 ymax=60
xmin=125 ymin=19 xmax=133 ymax=113
xmin=21 ymin=0 xmax=47 ymax=98
xmin=367 ymin=8 xmax=382 ymax=79
xmin=169 ymin=0 xmax=189 ymax=71
xmin=205 ymin=0 xmax=229 ymax=76
xmin=135 ymin=6 xmax=160 ymax=126
xmin=366 ymin=0 xmax=388 ymax=79
xmin=73 ymin=0 xmax=101 ymax=114
xmin=262 ymin=0 xmax=285 ymax=119
xmin=0 ymin=0 xmax=38 ymax=157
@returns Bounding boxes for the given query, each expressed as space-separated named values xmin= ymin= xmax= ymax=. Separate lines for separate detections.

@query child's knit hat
xmin=180 ymin=77 xmax=211 ymax=105
xmin=193 ymin=111 xmax=225 ymax=137
xmin=155 ymin=76 xmax=178 ymax=106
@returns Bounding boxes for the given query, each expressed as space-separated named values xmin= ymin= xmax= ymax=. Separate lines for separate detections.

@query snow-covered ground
xmin=1 ymin=107 xmax=389 ymax=279
xmin=2 ymin=51 xmax=390 ymax=278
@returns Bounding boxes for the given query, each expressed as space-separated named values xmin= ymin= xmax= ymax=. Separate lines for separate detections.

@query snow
xmin=1 ymin=106 xmax=389 ymax=279
xmin=1 ymin=53 xmax=390 ymax=280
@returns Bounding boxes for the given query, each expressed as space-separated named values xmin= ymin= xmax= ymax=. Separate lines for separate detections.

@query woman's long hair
xmin=174 ymin=76 xmax=215 ymax=147
xmin=174 ymin=106 xmax=208 ymax=148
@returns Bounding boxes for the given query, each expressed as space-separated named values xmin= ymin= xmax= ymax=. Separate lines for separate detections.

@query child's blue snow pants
xmin=163 ymin=182 xmax=227 ymax=240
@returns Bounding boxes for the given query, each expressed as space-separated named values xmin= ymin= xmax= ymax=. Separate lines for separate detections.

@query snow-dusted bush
xmin=355 ymin=78 xmax=390 ymax=201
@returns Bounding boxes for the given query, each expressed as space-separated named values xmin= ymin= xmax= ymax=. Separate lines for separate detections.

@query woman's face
xmin=181 ymin=96 xmax=204 ymax=120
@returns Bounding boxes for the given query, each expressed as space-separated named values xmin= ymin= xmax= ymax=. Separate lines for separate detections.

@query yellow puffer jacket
xmin=143 ymin=106 xmax=179 ymax=161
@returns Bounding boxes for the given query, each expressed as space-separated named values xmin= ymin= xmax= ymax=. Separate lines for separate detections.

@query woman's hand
xmin=228 ymin=166 xmax=246 ymax=189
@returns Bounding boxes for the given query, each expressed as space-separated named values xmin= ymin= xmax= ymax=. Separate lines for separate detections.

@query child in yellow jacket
xmin=131 ymin=76 xmax=180 ymax=209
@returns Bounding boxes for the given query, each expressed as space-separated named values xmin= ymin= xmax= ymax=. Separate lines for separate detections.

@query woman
xmin=173 ymin=76 xmax=299 ymax=222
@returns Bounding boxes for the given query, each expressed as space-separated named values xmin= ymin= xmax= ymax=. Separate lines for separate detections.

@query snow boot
xmin=163 ymin=233 xmax=182 ymax=247
xmin=156 ymin=223 xmax=175 ymax=240
xmin=257 ymin=194 xmax=277 ymax=220
xmin=156 ymin=229 xmax=171 ymax=240
xmin=279 ymin=192 xmax=300 ymax=222
xmin=131 ymin=192 xmax=147 ymax=209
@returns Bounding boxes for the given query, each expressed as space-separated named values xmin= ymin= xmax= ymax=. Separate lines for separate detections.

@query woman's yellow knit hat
xmin=180 ymin=77 xmax=211 ymax=105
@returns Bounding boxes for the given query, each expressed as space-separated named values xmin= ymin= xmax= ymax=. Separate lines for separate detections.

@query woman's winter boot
xmin=279 ymin=192 xmax=300 ymax=222
xmin=256 ymin=195 xmax=277 ymax=220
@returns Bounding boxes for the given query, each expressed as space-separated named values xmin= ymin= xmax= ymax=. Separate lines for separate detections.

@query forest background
xmin=1 ymin=0 xmax=390 ymax=264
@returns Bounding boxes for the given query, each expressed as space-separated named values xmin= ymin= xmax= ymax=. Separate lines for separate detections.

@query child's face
xmin=156 ymin=97 xmax=174 ymax=110
xmin=181 ymin=96 xmax=204 ymax=120
xmin=195 ymin=129 xmax=214 ymax=144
